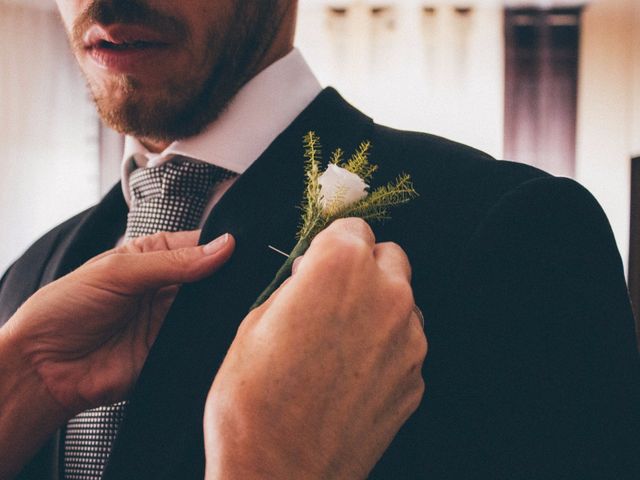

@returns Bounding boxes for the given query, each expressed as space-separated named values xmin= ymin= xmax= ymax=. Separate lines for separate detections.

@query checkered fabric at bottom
xmin=62 ymin=157 xmax=236 ymax=480
xmin=63 ymin=403 xmax=126 ymax=479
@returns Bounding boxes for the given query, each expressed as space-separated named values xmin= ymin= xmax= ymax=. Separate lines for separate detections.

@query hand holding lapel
xmin=203 ymin=218 xmax=426 ymax=480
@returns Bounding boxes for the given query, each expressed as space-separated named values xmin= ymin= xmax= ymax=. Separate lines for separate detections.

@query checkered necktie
xmin=62 ymin=158 xmax=236 ymax=480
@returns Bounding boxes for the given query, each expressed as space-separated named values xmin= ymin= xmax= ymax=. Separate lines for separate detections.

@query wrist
xmin=205 ymin=447 xmax=324 ymax=480
xmin=205 ymin=443 xmax=352 ymax=480
xmin=0 ymin=322 xmax=70 ymax=478
xmin=203 ymin=411 xmax=332 ymax=480
xmin=0 ymin=321 xmax=71 ymax=421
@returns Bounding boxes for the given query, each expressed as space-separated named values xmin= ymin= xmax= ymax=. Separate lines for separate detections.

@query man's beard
xmin=71 ymin=0 xmax=282 ymax=143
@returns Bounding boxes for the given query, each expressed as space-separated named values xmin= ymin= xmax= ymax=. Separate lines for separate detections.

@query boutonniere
xmin=252 ymin=131 xmax=418 ymax=308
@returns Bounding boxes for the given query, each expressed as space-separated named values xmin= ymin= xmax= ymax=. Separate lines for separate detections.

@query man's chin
xmin=88 ymin=58 xmax=240 ymax=143
xmin=99 ymin=111 xmax=176 ymax=142
xmin=96 ymin=100 xmax=212 ymax=144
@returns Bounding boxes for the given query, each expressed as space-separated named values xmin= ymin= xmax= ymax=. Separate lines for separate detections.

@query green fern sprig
xmin=298 ymin=131 xmax=323 ymax=239
xmin=330 ymin=148 xmax=344 ymax=165
xmin=343 ymin=141 xmax=378 ymax=182
xmin=252 ymin=131 xmax=419 ymax=309
xmin=328 ymin=174 xmax=417 ymax=228
xmin=297 ymin=133 xmax=418 ymax=240
xmin=343 ymin=174 xmax=417 ymax=216
xmin=323 ymin=185 xmax=349 ymax=218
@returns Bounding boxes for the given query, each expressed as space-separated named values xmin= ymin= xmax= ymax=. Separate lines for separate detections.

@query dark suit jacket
xmin=2 ymin=88 xmax=639 ymax=479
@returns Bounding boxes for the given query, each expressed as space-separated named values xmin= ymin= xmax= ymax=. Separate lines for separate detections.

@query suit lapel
xmin=42 ymin=184 xmax=128 ymax=285
xmin=104 ymin=88 xmax=374 ymax=480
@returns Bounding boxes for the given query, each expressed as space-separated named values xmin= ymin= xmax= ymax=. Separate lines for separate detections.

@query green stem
xmin=251 ymin=236 xmax=312 ymax=309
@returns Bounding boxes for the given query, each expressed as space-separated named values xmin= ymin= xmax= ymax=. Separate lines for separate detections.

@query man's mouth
xmin=82 ymin=24 xmax=174 ymax=73
xmin=94 ymin=39 xmax=167 ymax=51
xmin=83 ymin=24 xmax=171 ymax=48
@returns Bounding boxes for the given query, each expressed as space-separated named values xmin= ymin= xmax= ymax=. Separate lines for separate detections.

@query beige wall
xmin=297 ymin=3 xmax=505 ymax=159
xmin=576 ymin=0 xmax=640 ymax=273
xmin=0 ymin=4 xmax=100 ymax=273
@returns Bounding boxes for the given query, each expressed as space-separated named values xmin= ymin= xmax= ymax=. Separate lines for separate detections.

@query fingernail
xmin=203 ymin=233 xmax=229 ymax=255
xmin=291 ymin=256 xmax=304 ymax=275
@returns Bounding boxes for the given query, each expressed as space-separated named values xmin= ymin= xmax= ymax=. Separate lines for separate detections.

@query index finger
xmin=125 ymin=230 xmax=202 ymax=253
xmin=87 ymin=230 xmax=203 ymax=265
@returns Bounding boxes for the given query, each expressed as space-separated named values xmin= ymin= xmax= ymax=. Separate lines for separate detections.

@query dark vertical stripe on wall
xmin=629 ymin=156 xmax=640 ymax=349
xmin=504 ymin=8 xmax=582 ymax=178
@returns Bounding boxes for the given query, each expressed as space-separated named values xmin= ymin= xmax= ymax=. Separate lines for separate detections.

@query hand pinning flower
xmin=252 ymin=131 xmax=418 ymax=308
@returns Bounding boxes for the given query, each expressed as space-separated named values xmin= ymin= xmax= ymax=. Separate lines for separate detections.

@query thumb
xmin=94 ymin=233 xmax=235 ymax=294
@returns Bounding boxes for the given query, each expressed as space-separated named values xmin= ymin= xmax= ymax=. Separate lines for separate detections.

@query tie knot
xmin=129 ymin=158 xmax=235 ymax=205
xmin=125 ymin=157 xmax=236 ymax=240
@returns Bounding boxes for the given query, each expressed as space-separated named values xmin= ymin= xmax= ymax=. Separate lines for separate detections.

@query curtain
xmin=0 ymin=2 xmax=100 ymax=273
xmin=504 ymin=8 xmax=582 ymax=178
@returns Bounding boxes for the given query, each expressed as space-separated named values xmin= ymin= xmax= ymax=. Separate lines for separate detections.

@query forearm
xmin=0 ymin=324 xmax=68 ymax=480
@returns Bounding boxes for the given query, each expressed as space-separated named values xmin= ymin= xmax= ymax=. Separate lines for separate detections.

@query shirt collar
xmin=121 ymin=48 xmax=322 ymax=206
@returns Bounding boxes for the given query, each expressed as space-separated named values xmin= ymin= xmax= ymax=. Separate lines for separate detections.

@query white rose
xmin=318 ymin=164 xmax=368 ymax=212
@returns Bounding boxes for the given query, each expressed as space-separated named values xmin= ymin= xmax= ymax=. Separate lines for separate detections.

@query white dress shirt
xmin=121 ymin=48 xmax=322 ymax=226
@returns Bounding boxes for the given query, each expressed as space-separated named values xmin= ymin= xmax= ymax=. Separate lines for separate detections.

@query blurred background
xmin=0 ymin=0 xmax=639 ymax=290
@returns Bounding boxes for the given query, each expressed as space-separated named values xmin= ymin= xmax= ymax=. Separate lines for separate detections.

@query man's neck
xmin=138 ymin=137 xmax=171 ymax=154
xmin=136 ymin=43 xmax=295 ymax=155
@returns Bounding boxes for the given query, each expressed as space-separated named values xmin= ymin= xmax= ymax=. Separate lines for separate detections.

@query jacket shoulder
xmin=371 ymin=123 xmax=550 ymax=193
xmin=367 ymin=123 xmax=573 ymax=303
xmin=369 ymin=123 xmax=558 ymax=244
xmin=0 ymin=208 xmax=92 ymax=326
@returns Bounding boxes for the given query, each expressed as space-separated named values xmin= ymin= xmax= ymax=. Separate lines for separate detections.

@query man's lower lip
xmin=87 ymin=45 xmax=171 ymax=73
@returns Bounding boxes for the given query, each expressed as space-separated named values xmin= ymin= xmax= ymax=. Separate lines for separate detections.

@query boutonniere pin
xmin=252 ymin=131 xmax=418 ymax=308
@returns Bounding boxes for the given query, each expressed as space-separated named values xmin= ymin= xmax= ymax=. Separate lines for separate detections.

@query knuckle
xmin=130 ymin=236 xmax=146 ymax=251
xmin=129 ymin=232 xmax=170 ymax=253
xmin=379 ymin=241 xmax=412 ymax=275
xmin=418 ymin=333 xmax=428 ymax=361
xmin=324 ymin=247 xmax=358 ymax=274
xmin=401 ymin=379 xmax=425 ymax=419
xmin=313 ymin=230 xmax=372 ymax=268
xmin=342 ymin=234 xmax=371 ymax=257
xmin=412 ymin=346 xmax=427 ymax=376
xmin=381 ymin=241 xmax=404 ymax=256
xmin=392 ymin=242 xmax=412 ymax=268
xmin=329 ymin=217 xmax=376 ymax=242
xmin=407 ymin=327 xmax=427 ymax=365
xmin=166 ymin=247 xmax=192 ymax=268
xmin=414 ymin=377 xmax=426 ymax=407
xmin=311 ymin=226 xmax=339 ymax=250
xmin=374 ymin=278 xmax=414 ymax=332
xmin=388 ymin=278 xmax=414 ymax=312
xmin=330 ymin=217 xmax=364 ymax=229
xmin=406 ymin=313 xmax=428 ymax=361
xmin=340 ymin=240 xmax=372 ymax=270
xmin=153 ymin=231 xmax=171 ymax=249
